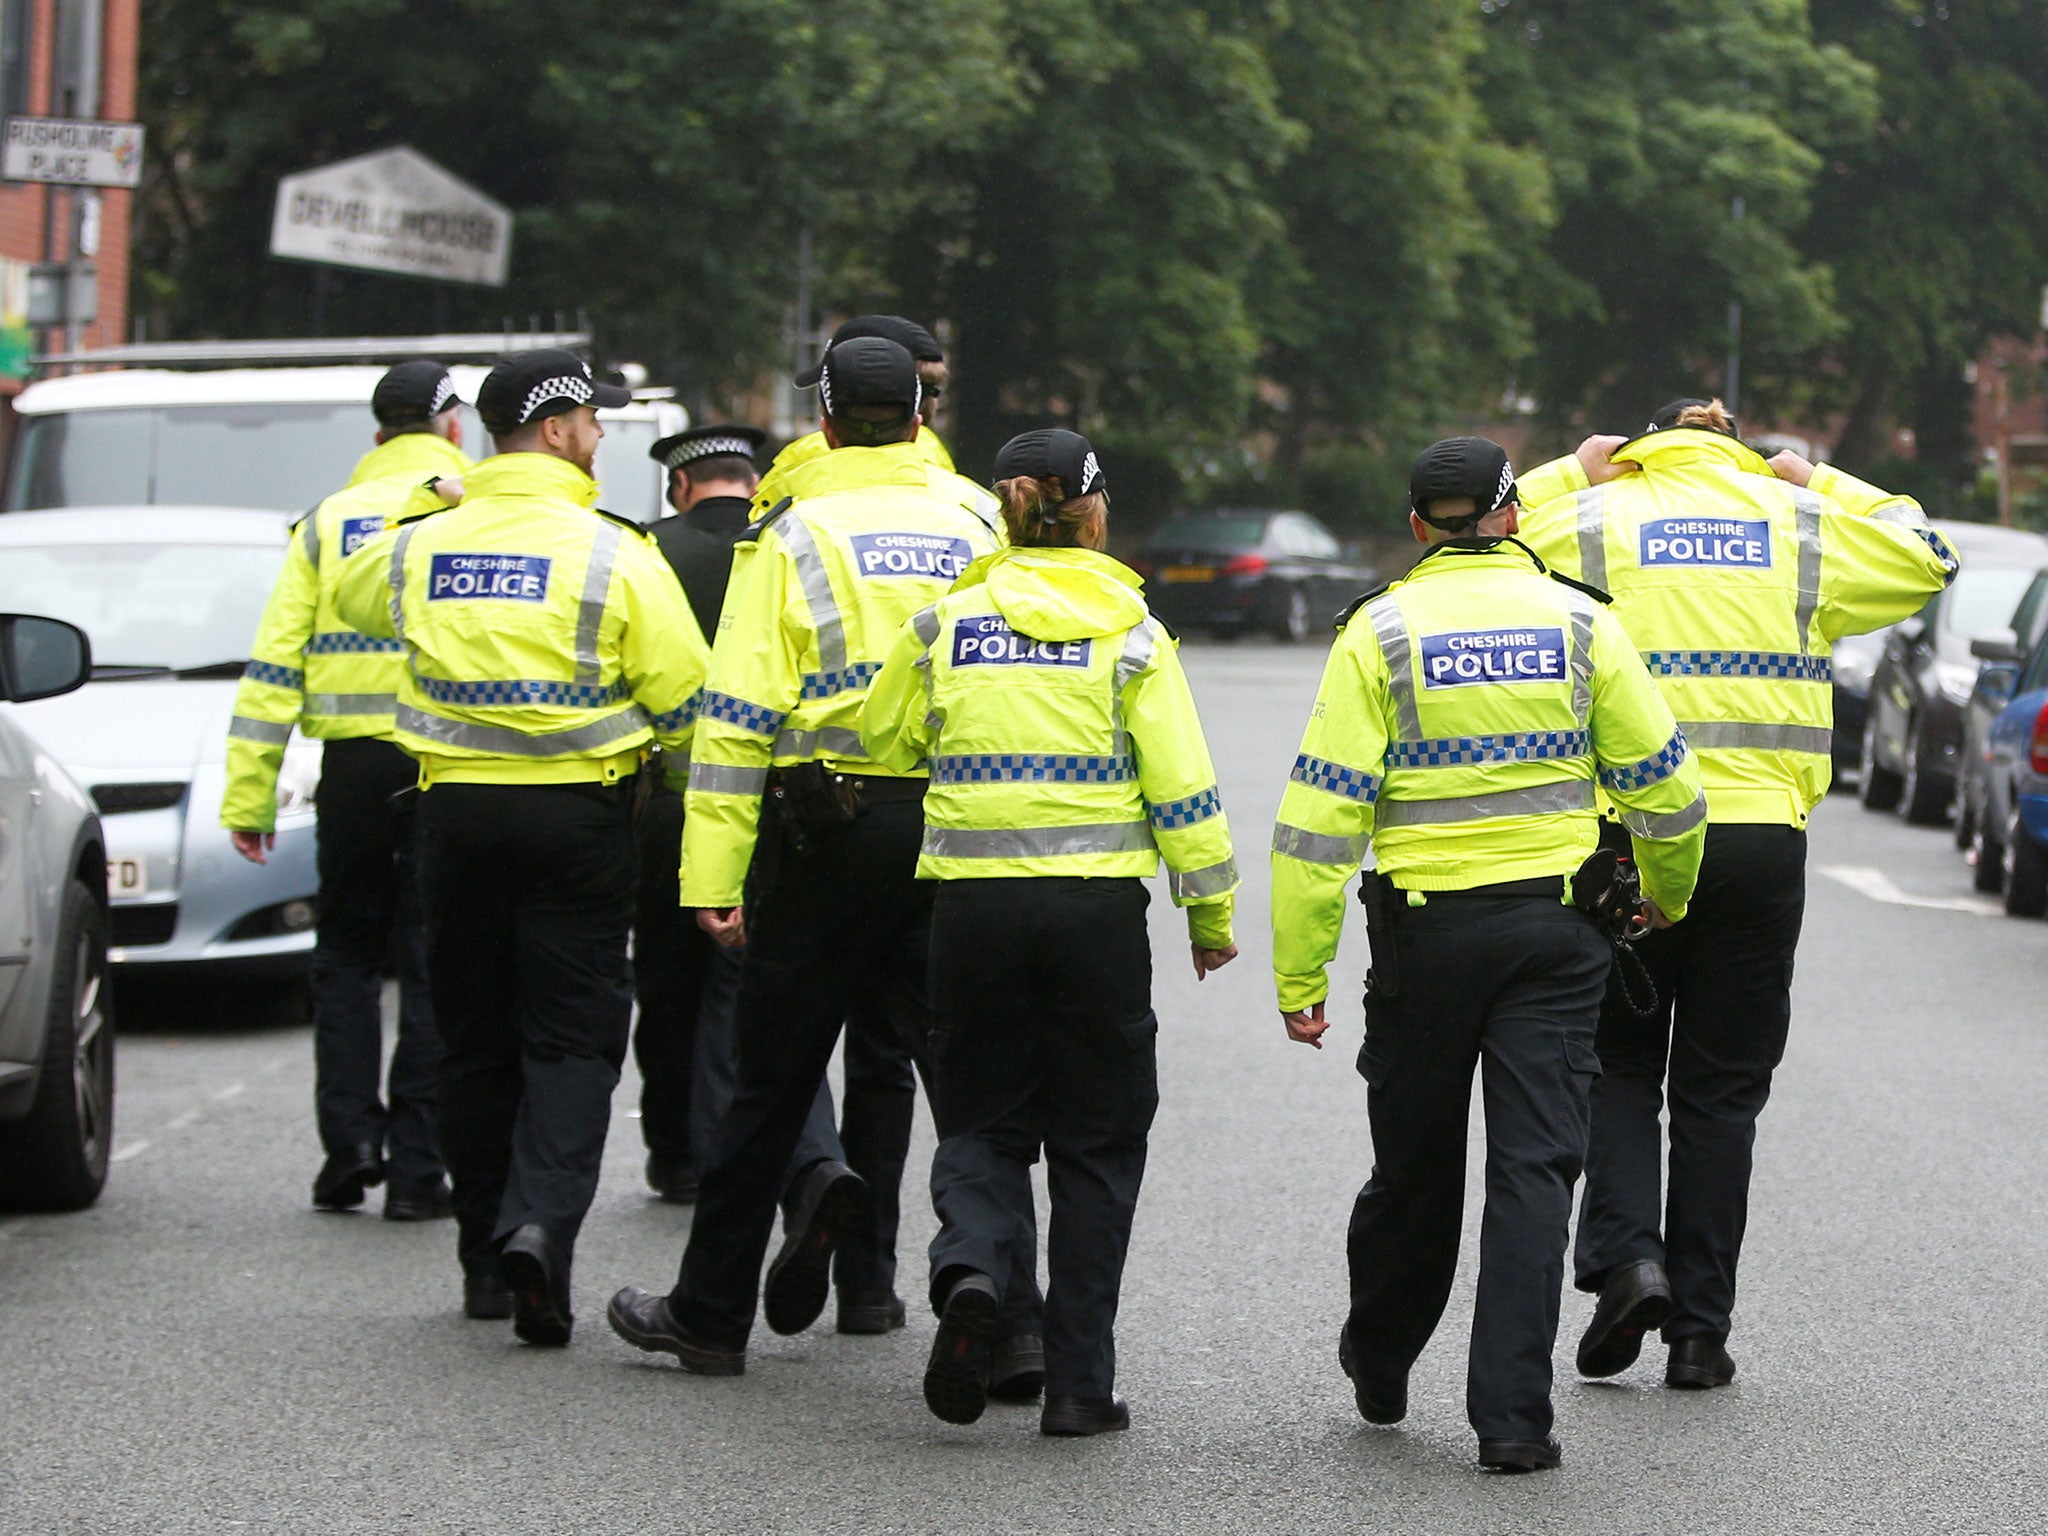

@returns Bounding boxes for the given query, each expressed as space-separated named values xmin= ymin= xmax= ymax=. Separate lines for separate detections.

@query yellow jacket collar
xmin=347 ymin=432 xmax=472 ymax=487
xmin=1616 ymin=427 xmax=1772 ymax=478
xmin=781 ymin=439 xmax=933 ymax=498
xmin=463 ymin=451 xmax=602 ymax=508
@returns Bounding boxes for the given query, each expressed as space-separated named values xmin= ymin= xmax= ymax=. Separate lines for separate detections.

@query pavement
xmin=3 ymin=638 xmax=2046 ymax=1535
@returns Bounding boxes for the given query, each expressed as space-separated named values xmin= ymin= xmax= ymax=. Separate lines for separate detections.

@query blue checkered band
xmin=1291 ymin=754 xmax=1380 ymax=803
xmin=413 ymin=676 xmax=632 ymax=709
xmin=700 ymin=690 xmax=788 ymax=737
xmin=1148 ymin=786 xmax=1223 ymax=830
xmin=305 ymin=631 xmax=403 ymax=655
xmin=798 ymin=662 xmax=882 ymax=701
xmin=1641 ymin=650 xmax=1831 ymax=683
xmin=1384 ymin=729 xmax=1591 ymax=770
xmin=243 ymin=660 xmax=304 ymax=689
xmin=649 ymin=692 xmax=700 ymax=734
xmin=930 ymin=753 xmax=1137 ymax=785
xmin=1599 ymin=729 xmax=1690 ymax=793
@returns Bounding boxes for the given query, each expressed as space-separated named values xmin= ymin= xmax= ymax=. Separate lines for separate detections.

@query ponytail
xmin=995 ymin=476 xmax=1106 ymax=549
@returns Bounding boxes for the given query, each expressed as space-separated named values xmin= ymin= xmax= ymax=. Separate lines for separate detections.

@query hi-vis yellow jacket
xmin=750 ymin=426 xmax=960 ymax=519
xmin=1517 ymin=430 xmax=1958 ymax=825
xmin=221 ymin=432 xmax=471 ymax=831
xmin=680 ymin=448 xmax=1004 ymax=907
xmin=861 ymin=546 xmax=1237 ymax=947
xmin=333 ymin=452 xmax=708 ymax=787
xmin=1270 ymin=544 xmax=1706 ymax=1013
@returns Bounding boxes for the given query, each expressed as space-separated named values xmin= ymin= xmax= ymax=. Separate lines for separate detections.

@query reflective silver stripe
xmin=922 ymin=820 xmax=1155 ymax=860
xmin=228 ymin=715 xmax=294 ymax=745
xmin=1575 ymin=486 xmax=1608 ymax=591
xmin=1618 ymin=792 xmax=1708 ymax=841
xmin=300 ymin=514 xmax=320 ymax=567
xmin=1364 ymin=597 xmax=1422 ymax=740
xmin=688 ymin=761 xmax=769 ymax=796
xmin=388 ymin=522 xmax=421 ymax=644
xmin=1567 ymin=597 xmax=1595 ymax=724
xmin=774 ymin=514 xmax=847 ymax=677
xmin=1109 ymin=618 xmax=1160 ymax=759
xmin=306 ymin=692 xmax=396 ymax=716
xmin=1792 ymin=488 xmax=1824 ymax=654
xmin=772 ymin=723 xmax=868 ymax=760
xmin=1870 ymin=501 xmax=1927 ymax=528
xmin=394 ymin=701 xmax=650 ymax=756
xmin=1271 ymin=822 xmax=1367 ymax=866
xmin=911 ymin=603 xmax=941 ymax=648
xmin=1374 ymin=778 xmax=1596 ymax=828
xmin=1169 ymin=857 xmax=1238 ymax=900
xmin=574 ymin=520 xmax=622 ymax=684
xmin=1675 ymin=720 xmax=1832 ymax=755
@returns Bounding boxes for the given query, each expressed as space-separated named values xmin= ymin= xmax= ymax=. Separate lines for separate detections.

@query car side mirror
xmin=1970 ymin=628 xmax=2023 ymax=664
xmin=1895 ymin=615 xmax=1927 ymax=648
xmin=1980 ymin=662 xmax=2020 ymax=703
xmin=0 ymin=614 xmax=92 ymax=703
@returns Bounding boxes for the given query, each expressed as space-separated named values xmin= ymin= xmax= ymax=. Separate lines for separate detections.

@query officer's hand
xmin=430 ymin=475 xmax=466 ymax=505
xmin=1282 ymin=1002 xmax=1328 ymax=1049
xmin=1191 ymin=943 xmax=1237 ymax=979
xmin=1575 ymin=434 xmax=1634 ymax=485
xmin=695 ymin=906 xmax=746 ymax=948
xmin=1646 ymin=899 xmax=1675 ymax=931
xmin=229 ymin=830 xmax=274 ymax=865
xmin=1766 ymin=449 xmax=1815 ymax=488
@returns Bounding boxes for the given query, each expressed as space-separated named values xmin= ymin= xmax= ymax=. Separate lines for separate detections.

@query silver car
xmin=0 ymin=509 xmax=320 ymax=972
xmin=0 ymin=613 xmax=113 ymax=1210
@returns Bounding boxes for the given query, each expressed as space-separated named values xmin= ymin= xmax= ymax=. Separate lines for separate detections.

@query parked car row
xmin=1848 ymin=519 xmax=2048 ymax=918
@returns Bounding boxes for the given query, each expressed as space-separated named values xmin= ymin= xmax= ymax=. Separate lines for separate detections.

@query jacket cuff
xmin=1186 ymin=899 xmax=1233 ymax=951
xmin=1276 ymin=970 xmax=1329 ymax=1014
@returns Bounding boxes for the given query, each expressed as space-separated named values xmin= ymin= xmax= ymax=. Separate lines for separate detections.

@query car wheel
xmin=1899 ymin=718 xmax=1950 ymax=825
xmin=1972 ymin=804 xmax=2006 ymax=894
xmin=1859 ymin=709 xmax=1903 ymax=812
xmin=2003 ymin=806 xmax=2048 ymax=918
xmin=1270 ymin=584 xmax=1311 ymax=645
xmin=0 ymin=882 xmax=114 ymax=1211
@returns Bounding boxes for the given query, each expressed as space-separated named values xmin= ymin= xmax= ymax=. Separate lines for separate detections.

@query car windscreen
xmin=0 ymin=542 xmax=284 ymax=671
xmin=1940 ymin=566 xmax=2037 ymax=642
xmin=1145 ymin=516 xmax=1268 ymax=554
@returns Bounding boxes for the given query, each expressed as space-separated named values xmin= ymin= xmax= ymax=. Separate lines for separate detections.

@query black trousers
xmin=667 ymin=797 xmax=1042 ymax=1347
xmin=632 ymin=788 xmax=707 ymax=1165
xmin=1346 ymin=892 xmax=1609 ymax=1443
xmin=927 ymin=878 xmax=1158 ymax=1400
xmin=418 ymin=781 xmax=635 ymax=1273
xmin=310 ymin=737 xmax=441 ymax=1195
xmin=1575 ymin=822 xmax=1807 ymax=1343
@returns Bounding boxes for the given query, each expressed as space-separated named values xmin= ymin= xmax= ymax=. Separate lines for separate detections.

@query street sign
xmin=1 ymin=117 xmax=145 ymax=188
xmin=269 ymin=146 xmax=510 ymax=288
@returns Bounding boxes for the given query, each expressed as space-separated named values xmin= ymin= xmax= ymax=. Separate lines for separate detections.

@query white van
xmin=4 ymin=337 xmax=687 ymax=525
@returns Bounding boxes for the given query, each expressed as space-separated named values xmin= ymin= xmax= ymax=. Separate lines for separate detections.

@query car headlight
xmin=1936 ymin=661 xmax=1981 ymax=707
xmin=276 ymin=739 xmax=323 ymax=815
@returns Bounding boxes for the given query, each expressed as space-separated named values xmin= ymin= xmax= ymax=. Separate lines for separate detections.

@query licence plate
xmin=1162 ymin=565 xmax=1216 ymax=583
xmin=108 ymin=858 xmax=147 ymax=898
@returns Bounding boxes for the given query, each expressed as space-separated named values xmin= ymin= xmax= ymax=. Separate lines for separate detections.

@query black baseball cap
xmin=371 ymin=360 xmax=461 ymax=427
xmin=476 ymin=349 xmax=632 ymax=437
xmin=1647 ymin=397 xmax=1740 ymax=438
xmin=794 ymin=315 xmax=943 ymax=388
xmin=1409 ymin=436 xmax=1519 ymax=529
xmin=817 ymin=337 xmax=921 ymax=423
xmin=648 ymin=423 xmax=767 ymax=472
xmin=993 ymin=428 xmax=1106 ymax=499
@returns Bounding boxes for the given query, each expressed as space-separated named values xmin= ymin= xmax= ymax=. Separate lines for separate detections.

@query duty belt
xmin=1407 ymin=874 xmax=1566 ymax=901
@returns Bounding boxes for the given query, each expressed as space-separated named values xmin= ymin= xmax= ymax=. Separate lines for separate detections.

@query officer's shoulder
xmin=1545 ymin=568 xmax=1613 ymax=605
xmin=592 ymin=506 xmax=647 ymax=535
xmin=737 ymin=496 xmax=796 ymax=545
xmin=389 ymin=503 xmax=443 ymax=528
xmin=1333 ymin=580 xmax=1396 ymax=632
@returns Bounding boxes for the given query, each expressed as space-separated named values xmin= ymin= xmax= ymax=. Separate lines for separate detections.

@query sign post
xmin=270 ymin=147 xmax=511 ymax=292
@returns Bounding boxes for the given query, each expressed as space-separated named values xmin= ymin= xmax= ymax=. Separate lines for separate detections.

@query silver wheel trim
xmin=71 ymin=934 xmax=109 ymax=1166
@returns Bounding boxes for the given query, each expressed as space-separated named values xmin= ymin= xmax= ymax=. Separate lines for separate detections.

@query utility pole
xmin=1725 ymin=195 xmax=1745 ymax=418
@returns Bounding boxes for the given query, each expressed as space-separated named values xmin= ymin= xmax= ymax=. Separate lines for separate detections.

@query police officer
xmin=1515 ymin=399 xmax=1956 ymax=1391
xmin=1272 ymin=438 xmax=1708 ymax=1472
xmin=860 ymin=429 xmax=1238 ymax=1437
xmin=606 ymin=335 xmax=1034 ymax=1375
xmin=752 ymin=314 xmax=957 ymax=516
xmin=334 ymin=349 xmax=709 ymax=1344
xmin=223 ymin=360 xmax=470 ymax=1219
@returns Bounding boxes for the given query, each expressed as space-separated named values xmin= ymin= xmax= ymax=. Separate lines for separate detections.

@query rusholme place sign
xmin=269 ymin=146 xmax=511 ymax=288
xmin=1 ymin=117 xmax=145 ymax=188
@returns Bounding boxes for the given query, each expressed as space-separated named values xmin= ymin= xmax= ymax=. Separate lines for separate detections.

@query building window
xmin=0 ymin=0 xmax=31 ymax=122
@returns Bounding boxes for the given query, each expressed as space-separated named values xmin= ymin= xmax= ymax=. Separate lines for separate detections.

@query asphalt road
xmin=5 ymin=639 xmax=2046 ymax=1535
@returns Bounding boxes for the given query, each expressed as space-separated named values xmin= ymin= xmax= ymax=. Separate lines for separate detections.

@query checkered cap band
xmin=665 ymin=435 xmax=759 ymax=471
xmin=520 ymin=373 xmax=593 ymax=425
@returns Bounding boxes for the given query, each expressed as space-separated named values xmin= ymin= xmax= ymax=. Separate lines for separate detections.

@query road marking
xmin=110 ymin=1139 xmax=150 ymax=1163
xmin=210 ymin=1081 xmax=246 ymax=1102
xmin=164 ymin=1109 xmax=201 ymax=1132
xmin=1818 ymin=864 xmax=2004 ymax=917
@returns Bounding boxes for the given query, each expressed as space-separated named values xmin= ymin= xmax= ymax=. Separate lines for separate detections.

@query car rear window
xmin=1145 ymin=516 xmax=1268 ymax=554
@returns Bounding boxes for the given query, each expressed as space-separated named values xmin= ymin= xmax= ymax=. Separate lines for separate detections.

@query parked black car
xmin=1131 ymin=509 xmax=1374 ymax=642
xmin=1830 ymin=628 xmax=1886 ymax=774
xmin=1955 ymin=568 xmax=2048 ymax=858
xmin=1861 ymin=521 xmax=2048 ymax=824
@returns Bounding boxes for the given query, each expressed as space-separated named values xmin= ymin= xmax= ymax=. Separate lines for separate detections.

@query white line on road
xmin=110 ymin=1139 xmax=150 ymax=1163
xmin=163 ymin=1109 xmax=200 ymax=1132
xmin=210 ymin=1082 xmax=246 ymax=1102
xmin=1818 ymin=863 xmax=2004 ymax=916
